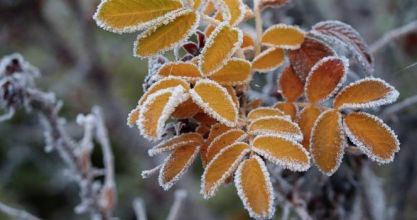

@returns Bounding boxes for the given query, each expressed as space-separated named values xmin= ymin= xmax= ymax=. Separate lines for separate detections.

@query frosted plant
xmin=93 ymin=0 xmax=401 ymax=218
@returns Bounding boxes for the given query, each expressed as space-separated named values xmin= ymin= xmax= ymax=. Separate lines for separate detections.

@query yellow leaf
xmin=94 ymin=0 xmax=183 ymax=33
xmin=252 ymin=47 xmax=285 ymax=73
xmin=209 ymin=58 xmax=252 ymax=85
xmin=252 ymin=135 xmax=310 ymax=171
xmin=199 ymin=23 xmax=243 ymax=75
xmin=298 ymin=106 xmax=322 ymax=150
xmin=190 ymin=79 xmax=238 ymax=127
xmin=305 ymin=57 xmax=347 ymax=103
xmin=221 ymin=0 xmax=246 ymax=26
xmin=235 ymin=156 xmax=274 ymax=219
xmin=262 ymin=24 xmax=305 ymax=49
xmin=158 ymin=62 xmax=202 ymax=81
xmin=135 ymin=10 xmax=199 ymax=58
xmin=171 ymin=98 xmax=201 ymax=119
xmin=224 ymin=86 xmax=240 ymax=109
xmin=138 ymin=77 xmax=190 ymax=106
xmin=310 ymin=109 xmax=345 ymax=175
xmin=279 ymin=66 xmax=304 ymax=102
xmin=192 ymin=0 xmax=203 ymax=9
xmin=138 ymin=86 xmax=188 ymax=140
xmin=248 ymin=116 xmax=302 ymax=141
xmin=201 ymin=142 xmax=250 ymax=198
xmin=334 ymin=78 xmax=399 ymax=110
xmin=247 ymin=107 xmax=286 ymax=121
xmin=274 ymin=102 xmax=298 ymax=121
xmin=344 ymin=112 xmax=399 ymax=163
xmin=148 ymin=132 xmax=204 ymax=156
xmin=206 ymin=129 xmax=246 ymax=162
xmin=159 ymin=144 xmax=200 ymax=190
xmin=203 ymin=1 xmax=216 ymax=15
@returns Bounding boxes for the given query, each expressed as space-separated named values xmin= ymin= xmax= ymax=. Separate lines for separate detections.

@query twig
xmin=381 ymin=95 xmax=417 ymax=120
xmin=370 ymin=20 xmax=417 ymax=54
xmin=253 ymin=0 xmax=263 ymax=56
xmin=0 ymin=201 xmax=41 ymax=220
xmin=133 ymin=198 xmax=147 ymax=220
xmin=167 ymin=190 xmax=188 ymax=220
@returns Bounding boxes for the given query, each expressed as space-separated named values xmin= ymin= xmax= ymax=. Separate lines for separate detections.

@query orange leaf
xmin=193 ymin=0 xmax=203 ymax=9
xmin=246 ymin=99 xmax=263 ymax=111
xmin=207 ymin=123 xmax=232 ymax=143
xmin=138 ymin=86 xmax=188 ymax=140
xmin=334 ymin=78 xmax=399 ymax=110
xmin=127 ymin=107 xmax=140 ymax=127
xmin=274 ymin=102 xmax=298 ymax=121
xmin=221 ymin=0 xmax=246 ymax=26
xmin=209 ymin=58 xmax=252 ymax=86
xmin=194 ymin=112 xmax=218 ymax=127
xmin=288 ymin=37 xmax=335 ymax=80
xmin=206 ymin=129 xmax=246 ymax=162
xmin=94 ymin=0 xmax=183 ymax=33
xmin=201 ymin=142 xmax=250 ymax=198
xmin=171 ymin=98 xmax=201 ymax=119
xmin=252 ymin=135 xmax=310 ymax=171
xmin=159 ymin=144 xmax=200 ymax=190
xmin=248 ymin=116 xmax=302 ymax=141
xmin=279 ymin=66 xmax=304 ymax=102
xmin=241 ymin=33 xmax=255 ymax=50
xmin=148 ymin=132 xmax=204 ymax=156
xmin=305 ymin=57 xmax=347 ymax=103
xmin=135 ymin=10 xmax=199 ymax=58
xmin=247 ymin=107 xmax=286 ymax=121
xmin=199 ymin=23 xmax=243 ymax=75
xmin=310 ymin=109 xmax=345 ymax=175
xmin=158 ymin=62 xmax=202 ymax=81
xmin=252 ymin=47 xmax=285 ymax=73
xmin=235 ymin=156 xmax=274 ymax=219
xmin=344 ymin=112 xmax=399 ymax=163
xmin=190 ymin=79 xmax=238 ymax=127
xmin=298 ymin=106 xmax=322 ymax=150
xmin=261 ymin=24 xmax=305 ymax=49
xmin=203 ymin=1 xmax=216 ymax=16
xmin=224 ymin=86 xmax=240 ymax=109
xmin=138 ymin=77 xmax=190 ymax=106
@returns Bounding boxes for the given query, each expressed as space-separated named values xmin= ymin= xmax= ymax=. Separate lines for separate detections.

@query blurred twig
xmin=133 ymin=198 xmax=147 ymax=220
xmin=0 ymin=202 xmax=41 ymax=220
xmin=167 ymin=190 xmax=188 ymax=220
xmin=370 ymin=20 xmax=417 ymax=54
xmin=382 ymin=95 xmax=417 ymax=120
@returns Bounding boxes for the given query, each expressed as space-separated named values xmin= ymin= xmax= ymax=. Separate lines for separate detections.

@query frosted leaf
xmin=234 ymin=156 xmax=275 ymax=219
xmin=157 ymin=61 xmax=203 ymax=82
xmin=261 ymin=24 xmax=305 ymax=49
xmin=208 ymin=58 xmax=252 ymax=86
xmin=201 ymin=142 xmax=250 ymax=199
xmin=148 ymin=132 xmax=204 ymax=156
xmin=344 ymin=112 xmax=400 ymax=164
xmin=219 ymin=0 xmax=246 ymax=26
xmin=206 ymin=129 xmax=247 ymax=162
xmin=248 ymin=116 xmax=303 ymax=142
xmin=158 ymin=144 xmax=200 ymax=190
xmin=252 ymin=135 xmax=311 ymax=172
xmin=312 ymin=20 xmax=374 ymax=75
xmin=252 ymin=47 xmax=285 ymax=73
xmin=137 ymin=86 xmax=189 ymax=140
xmin=333 ymin=78 xmax=399 ymax=110
xmin=247 ymin=107 xmax=288 ymax=121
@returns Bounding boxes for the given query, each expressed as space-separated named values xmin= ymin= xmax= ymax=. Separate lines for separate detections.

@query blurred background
xmin=0 ymin=0 xmax=416 ymax=219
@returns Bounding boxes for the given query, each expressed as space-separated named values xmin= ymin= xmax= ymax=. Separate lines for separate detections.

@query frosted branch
xmin=370 ymin=20 xmax=417 ymax=54
xmin=0 ymin=201 xmax=41 ymax=220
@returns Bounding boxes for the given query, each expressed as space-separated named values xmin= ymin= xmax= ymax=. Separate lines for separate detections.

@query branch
xmin=381 ymin=95 xmax=417 ymax=120
xmin=167 ymin=190 xmax=188 ymax=220
xmin=370 ymin=20 xmax=417 ymax=54
xmin=133 ymin=198 xmax=147 ymax=220
xmin=0 ymin=201 xmax=41 ymax=220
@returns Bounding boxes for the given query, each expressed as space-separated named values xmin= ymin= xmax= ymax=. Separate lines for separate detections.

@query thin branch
xmin=133 ymin=198 xmax=147 ymax=220
xmin=0 ymin=201 xmax=41 ymax=220
xmin=167 ymin=190 xmax=188 ymax=220
xmin=381 ymin=95 xmax=417 ymax=120
xmin=370 ymin=20 xmax=417 ymax=54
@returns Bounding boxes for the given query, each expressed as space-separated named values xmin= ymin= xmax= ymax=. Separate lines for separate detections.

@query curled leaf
xmin=138 ymin=86 xmax=188 ymax=140
xmin=334 ymin=78 xmax=399 ymax=110
xmin=310 ymin=109 xmax=345 ymax=175
xmin=135 ymin=10 xmax=199 ymax=58
xmin=235 ymin=156 xmax=274 ymax=219
xmin=344 ymin=112 xmax=399 ymax=163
